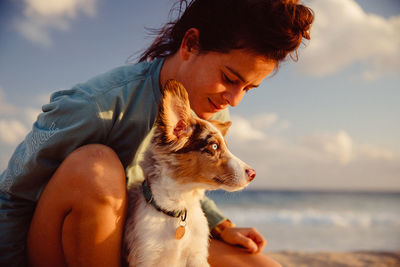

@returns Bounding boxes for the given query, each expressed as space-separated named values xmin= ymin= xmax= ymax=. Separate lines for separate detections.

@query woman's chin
xmin=192 ymin=107 xmax=213 ymax=120
xmin=198 ymin=111 xmax=214 ymax=120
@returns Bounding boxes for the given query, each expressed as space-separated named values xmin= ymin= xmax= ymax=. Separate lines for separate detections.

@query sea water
xmin=206 ymin=190 xmax=400 ymax=252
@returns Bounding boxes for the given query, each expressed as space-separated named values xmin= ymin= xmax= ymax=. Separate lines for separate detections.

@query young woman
xmin=0 ymin=0 xmax=313 ymax=266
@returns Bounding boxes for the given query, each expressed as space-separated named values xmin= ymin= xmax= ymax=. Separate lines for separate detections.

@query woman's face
xmin=176 ymin=49 xmax=276 ymax=119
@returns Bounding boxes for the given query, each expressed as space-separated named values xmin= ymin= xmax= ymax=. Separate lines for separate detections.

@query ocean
xmin=206 ymin=190 xmax=400 ymax=252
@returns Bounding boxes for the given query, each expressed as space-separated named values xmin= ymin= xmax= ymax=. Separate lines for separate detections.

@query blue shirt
xmin=0 ymin=58 xmax=228 ymax=266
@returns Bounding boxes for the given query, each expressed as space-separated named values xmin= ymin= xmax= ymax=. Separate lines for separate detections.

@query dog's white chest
xmin=124 ymin=186 xmax=210 ymax=267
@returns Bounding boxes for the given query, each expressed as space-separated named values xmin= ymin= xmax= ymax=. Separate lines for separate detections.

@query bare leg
xmin=208 ymin=239 xmax=282 ymax=267
xmin=27 ymin=144 xmax=127 ymax=267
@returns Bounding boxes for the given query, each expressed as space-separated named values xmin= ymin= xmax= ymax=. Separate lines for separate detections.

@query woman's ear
xmin=180 ymin=28 xmax=200 ymax=60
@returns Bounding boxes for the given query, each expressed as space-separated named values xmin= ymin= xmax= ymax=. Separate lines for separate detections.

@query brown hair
xmin=139 ymin=0 xmax=314 ymax=65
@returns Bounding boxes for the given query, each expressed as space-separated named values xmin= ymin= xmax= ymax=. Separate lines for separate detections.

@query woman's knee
xmin=28 ymin=144 xmax=126 ymax=266
xmin=56 ymin=144 xmax=127 ymax=210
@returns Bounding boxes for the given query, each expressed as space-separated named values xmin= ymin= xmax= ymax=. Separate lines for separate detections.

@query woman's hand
xmin=220 ymin=226 xmax=267 ymax=254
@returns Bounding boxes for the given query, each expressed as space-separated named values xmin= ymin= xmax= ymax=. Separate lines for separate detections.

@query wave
xmin=221 ymin=207 xmax=400 ymax=228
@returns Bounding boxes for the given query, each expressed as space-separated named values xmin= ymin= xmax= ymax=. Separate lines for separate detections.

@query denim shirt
xmin=0 ymin=58 xmax=228 ymax=266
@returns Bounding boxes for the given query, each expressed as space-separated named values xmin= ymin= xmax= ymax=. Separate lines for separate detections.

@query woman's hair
xmin=139 ymin=0 xmax=314 ymax=65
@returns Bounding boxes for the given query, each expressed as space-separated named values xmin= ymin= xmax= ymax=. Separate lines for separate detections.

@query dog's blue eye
xmin=211 ymin=144 xmax=218 ymax=150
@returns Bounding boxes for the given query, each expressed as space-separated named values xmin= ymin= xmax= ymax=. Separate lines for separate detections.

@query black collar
xmin=142 ymin=180 xmax=187 ymax=220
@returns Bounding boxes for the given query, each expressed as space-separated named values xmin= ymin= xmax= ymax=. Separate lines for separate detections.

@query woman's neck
xmin=159 ymin=53 xmax=180 ymax=92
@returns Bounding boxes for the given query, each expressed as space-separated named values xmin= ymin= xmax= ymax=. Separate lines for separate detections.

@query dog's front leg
xmin=186 ymin=254 xmax=210 ymax=267
xmin=186 ymin=246 xmax=210 ymax=267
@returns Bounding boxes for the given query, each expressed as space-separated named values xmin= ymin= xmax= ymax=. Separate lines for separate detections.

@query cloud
xmin=227 ymin=115 xmax=265 ymax=142
xmin=357 ymin=144 xmax=395 ymax=161
xmin=0 ymin=88 xmax=16 ymax=114
xmin=0 ymin=89 xmax=42 ymax=169
xmin=226 ymin=114 xmax=399 ymax=191
xmin=296 ymin=131 xmax=396 ymax=164
xmin=24 ymin=107 xmax=41 ymax=125
xmin=227 ymin=113 xmax=290 ymax=143
xmin=250 ymin=113 xmax=278 ymax=129
xmin=0 ymin=89 xmax=39 ymax=146
xmin=298 ymin=0 xmax=400 ymax=79
xmin=297 ymin=130 xmax=354 ymax=165
xmin=0 ymin=120 xmax=28 ymax=145
xmin=15 ymin=0 xmax=98 ymax=46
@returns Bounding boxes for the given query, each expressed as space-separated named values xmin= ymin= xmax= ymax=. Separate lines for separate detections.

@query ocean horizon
xmin=206 ymin=189 xmax=400 ymax=252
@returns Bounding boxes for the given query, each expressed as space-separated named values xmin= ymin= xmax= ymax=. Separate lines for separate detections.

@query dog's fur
xmin=124 ymin=80 xmax=256 ymax=267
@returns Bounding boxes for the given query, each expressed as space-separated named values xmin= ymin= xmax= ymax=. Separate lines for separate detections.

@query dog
xmin=123 ymin=79 xmax=256 ymax=267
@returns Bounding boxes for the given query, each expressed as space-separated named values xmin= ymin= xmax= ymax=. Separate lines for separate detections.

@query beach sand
xmin=266 ymin=251 xmax=400 ymax=267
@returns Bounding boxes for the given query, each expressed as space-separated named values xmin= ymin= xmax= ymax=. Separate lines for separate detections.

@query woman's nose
xmin=222 ymin=87 xmax=245 ymax=107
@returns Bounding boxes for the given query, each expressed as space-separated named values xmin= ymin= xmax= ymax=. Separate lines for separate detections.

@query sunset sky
xmin=0 ymin=0 xmax=399 ymax=191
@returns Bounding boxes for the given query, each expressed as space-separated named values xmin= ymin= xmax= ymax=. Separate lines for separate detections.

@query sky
xmin=0 ymin=0 xmax=399 ymax=191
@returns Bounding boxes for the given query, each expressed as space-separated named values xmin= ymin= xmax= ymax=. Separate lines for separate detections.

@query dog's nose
xmin=246 ymin=168 xmax=256 ymax=181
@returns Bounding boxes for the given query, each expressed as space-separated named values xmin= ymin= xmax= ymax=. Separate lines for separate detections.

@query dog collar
xmin=142 ymin=180 xmax=187 ymax=220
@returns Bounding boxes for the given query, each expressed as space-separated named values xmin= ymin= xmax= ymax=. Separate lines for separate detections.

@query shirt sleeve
xmin=0 ymin=87 xmax=108 ymax=266
xmin=200 ymin=108 xmax=231 ymax=230
xmin=201 ymin=196 xmax=229 ymax=231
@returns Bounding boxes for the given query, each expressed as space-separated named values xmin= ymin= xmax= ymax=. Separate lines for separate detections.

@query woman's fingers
xmin=220 ymin=227 xmax=267 ymax=254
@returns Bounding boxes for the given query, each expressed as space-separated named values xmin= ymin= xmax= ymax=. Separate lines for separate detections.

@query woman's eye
xmin=223 ymin=73 xmax=235 ymax=84
xmin=211 ymin=143 xmax=219 ymax=150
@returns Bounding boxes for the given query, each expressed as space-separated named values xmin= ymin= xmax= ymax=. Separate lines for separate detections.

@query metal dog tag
xmin=175 ymin=226 xmax=185 ymax=240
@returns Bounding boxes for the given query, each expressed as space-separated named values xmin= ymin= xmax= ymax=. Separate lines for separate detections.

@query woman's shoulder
xmin=49 ymin=59 xmax=163 ymax=109
xmin=82 ymin=59 xmax=162 ymax=97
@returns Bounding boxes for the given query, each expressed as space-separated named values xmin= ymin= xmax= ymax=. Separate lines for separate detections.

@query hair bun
xmin=289 ymin=3 xmax=314 ymax=40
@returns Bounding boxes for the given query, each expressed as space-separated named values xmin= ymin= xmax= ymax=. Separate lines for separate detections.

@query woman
xmin=0 ymin=0 xmax=313 ymax=266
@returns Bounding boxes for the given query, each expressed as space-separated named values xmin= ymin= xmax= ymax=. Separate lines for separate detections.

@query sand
xmin=266 ymin=251 xmax=400 ymax=267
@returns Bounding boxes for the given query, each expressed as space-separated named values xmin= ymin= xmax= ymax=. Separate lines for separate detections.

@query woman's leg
xmin=208 ymin=239 xmax=282 ymax=267
xmin=27 ymin=144 xmax=127 ymax=267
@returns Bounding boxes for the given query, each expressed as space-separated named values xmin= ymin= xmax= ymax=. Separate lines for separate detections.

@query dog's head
xmin=149 ymin=79 xmax=255 ymax=191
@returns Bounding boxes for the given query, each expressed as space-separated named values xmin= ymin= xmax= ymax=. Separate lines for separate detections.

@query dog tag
xmin=175 ymin=226 xmax=185 ymax=240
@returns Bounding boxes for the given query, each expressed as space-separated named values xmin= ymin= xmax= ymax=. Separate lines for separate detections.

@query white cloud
xmin=227 ymin=113 xmax=290 ymax=144
xmin=226 ymin=114 xmax=399 ymax=191
xmin=0 ymin=90 xmax=41 ymax=170
xmin=24 ymin=107 xmax=41 ymax=125
xmin=0 ymin=120 xmax=28 ymax=145
xmin=298 ymin=130 xmax=354 ymax=165
xmin=298 ymin=0 xmax=400 ymax=79
xmin=15 ymin=0 xmax=98 ymax=46
xmin=296 ymin=130 xmax=396 ymax=164
xmin=227 ymin=115 xmax=265 ymax=142
xmin=24 ymin=0 xmax=96 ymax=17
xmin=357 ymin=144 xmax=395 ymax=161
xmin=250 ymin=113 xmax=278 ymax=129
xmin=0 ymin=89 xmax=40 ymax=146
xmin=0 ymin=88 xmax=16 ymax=114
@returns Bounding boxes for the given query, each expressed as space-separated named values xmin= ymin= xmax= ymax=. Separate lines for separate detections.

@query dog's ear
xmin=158 ymin=79 xmax=192 ymax=143
xmin=209 ymin=120 xmax=231 ymax=136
